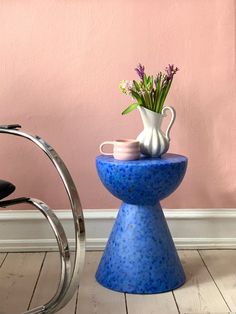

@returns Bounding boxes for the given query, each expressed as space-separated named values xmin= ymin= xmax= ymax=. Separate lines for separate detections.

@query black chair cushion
xmin=0 ymin=180 xmax=15 ymax=200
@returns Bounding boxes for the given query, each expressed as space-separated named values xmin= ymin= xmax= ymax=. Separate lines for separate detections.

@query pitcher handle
xmin=161 ymin=106 xmax=176 ymax=141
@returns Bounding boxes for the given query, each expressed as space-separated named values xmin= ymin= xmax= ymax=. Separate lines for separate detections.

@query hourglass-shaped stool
xmin=95 ymin=153 xmax=187 ymax=294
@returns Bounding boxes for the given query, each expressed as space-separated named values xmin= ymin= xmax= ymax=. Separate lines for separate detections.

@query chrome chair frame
xmin=0 ymin=124 xmax=85 ymax=314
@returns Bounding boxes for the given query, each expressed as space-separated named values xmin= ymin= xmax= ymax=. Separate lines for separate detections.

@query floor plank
xmin=200 ymin=250 xmax=236 ymax=312
xmin=77 ymin=251 xmax=127 ymax=314
xmin=0 ymin=250 xmax=235 ymax=314
xmin=173 ymin=250 xmax=229 ymax=313
xmin=0 ymin=252 xmax=45 ymax=314
xmin=30 ymin=252 xmax=77 ymax=314
xmin=126 ymin=291 xmax=179 ymax=314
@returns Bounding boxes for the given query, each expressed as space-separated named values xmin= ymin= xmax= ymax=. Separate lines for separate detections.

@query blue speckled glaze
xmin=95 ymin=153 xmax=188 ymax=294
xmin=96 ymin=153 xmax=187 ymax=205
xmin=96 ymin=203 xmax=186 ymax=293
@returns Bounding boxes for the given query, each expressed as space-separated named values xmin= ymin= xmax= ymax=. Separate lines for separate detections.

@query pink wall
xmin=0 ymin=0 xmax=235 ymax=209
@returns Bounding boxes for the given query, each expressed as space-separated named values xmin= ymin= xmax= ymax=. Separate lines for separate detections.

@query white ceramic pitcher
xmin=136 ymin=106 xmax=176 ymax=157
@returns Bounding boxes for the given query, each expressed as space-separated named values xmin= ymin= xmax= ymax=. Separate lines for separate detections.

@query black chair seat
xmin=0 ymin=180 xmax=15 ymax=200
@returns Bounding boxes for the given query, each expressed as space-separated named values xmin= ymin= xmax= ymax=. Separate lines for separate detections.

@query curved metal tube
xmin=0 ymin=197 xmax=71 ymax=313
xmin=26 ymin=198 xmax=71 ymax=313
xmin=0 ymin=125 xmax=85 ymax=313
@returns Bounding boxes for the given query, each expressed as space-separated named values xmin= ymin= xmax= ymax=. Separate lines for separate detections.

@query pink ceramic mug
xmin=99 ymin=139 xmax=140 ymax=160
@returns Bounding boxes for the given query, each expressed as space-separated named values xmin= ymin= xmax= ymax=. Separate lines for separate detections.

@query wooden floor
xmin=0 ymin=250 xmax=235 ymax=314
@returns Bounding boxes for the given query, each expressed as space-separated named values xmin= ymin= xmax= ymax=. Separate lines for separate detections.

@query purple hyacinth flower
xmin=165 ymin=64 xmax=179 ymax=81
xmin=135 ymin=63 xmax=145 ymax=81
xmin=154 ymin=72 xmax=162 ymax=85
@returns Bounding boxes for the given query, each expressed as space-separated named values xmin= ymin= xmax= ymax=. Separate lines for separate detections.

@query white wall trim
xmin=0 ymin=209 xmax=236 ymax=251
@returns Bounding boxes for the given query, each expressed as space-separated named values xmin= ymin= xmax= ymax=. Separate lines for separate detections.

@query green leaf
xmin=159 ymin=80 xmax=172 ymax=111
xmin=146 ymin=76 xmax=153 ymax=92
xmin=130 ymin=89 xmax=143 ymax=104
xmin=144 ymin=74 xmax=148 ymax=86
xmin=150 ymin=76 xmax=154 ymax=88
xmin=122 ymin=103 xmax=139 ymax=115
xmin=156 ymin=76 xmax=161 ymax=95
xmin=154 ymin=76 xmax=162 ymax=112
xmin=133 ymin=80 xmax=140 ymax=92
xmin=143 ymin=91 xmax=153 ymax=110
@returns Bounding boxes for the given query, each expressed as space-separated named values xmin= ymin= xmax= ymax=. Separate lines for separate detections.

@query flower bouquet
xmin=119 ymin=64 xmax=178 ymax=157
xmin=119 ymin=63 xmax=178 ymax=115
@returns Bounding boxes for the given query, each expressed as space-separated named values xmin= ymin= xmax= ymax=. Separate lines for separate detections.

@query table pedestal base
xmin=96 ymin=202 xmax=185 ymax=294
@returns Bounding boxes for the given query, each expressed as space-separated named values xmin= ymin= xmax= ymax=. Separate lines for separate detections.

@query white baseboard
xmin=0 ymin=209 xmax=236 ymax=251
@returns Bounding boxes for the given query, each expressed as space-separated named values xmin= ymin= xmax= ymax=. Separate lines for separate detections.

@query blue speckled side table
xmin=95 ymin=153 xmax=188 ymax=294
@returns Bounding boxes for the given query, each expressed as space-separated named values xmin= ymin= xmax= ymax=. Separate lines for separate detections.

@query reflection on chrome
xmin=0 ymin=125 xmax=85 ymax=314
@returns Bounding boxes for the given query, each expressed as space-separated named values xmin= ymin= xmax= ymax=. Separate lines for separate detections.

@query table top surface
xmin=96 ymin=153 xmax=187 ymax=166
